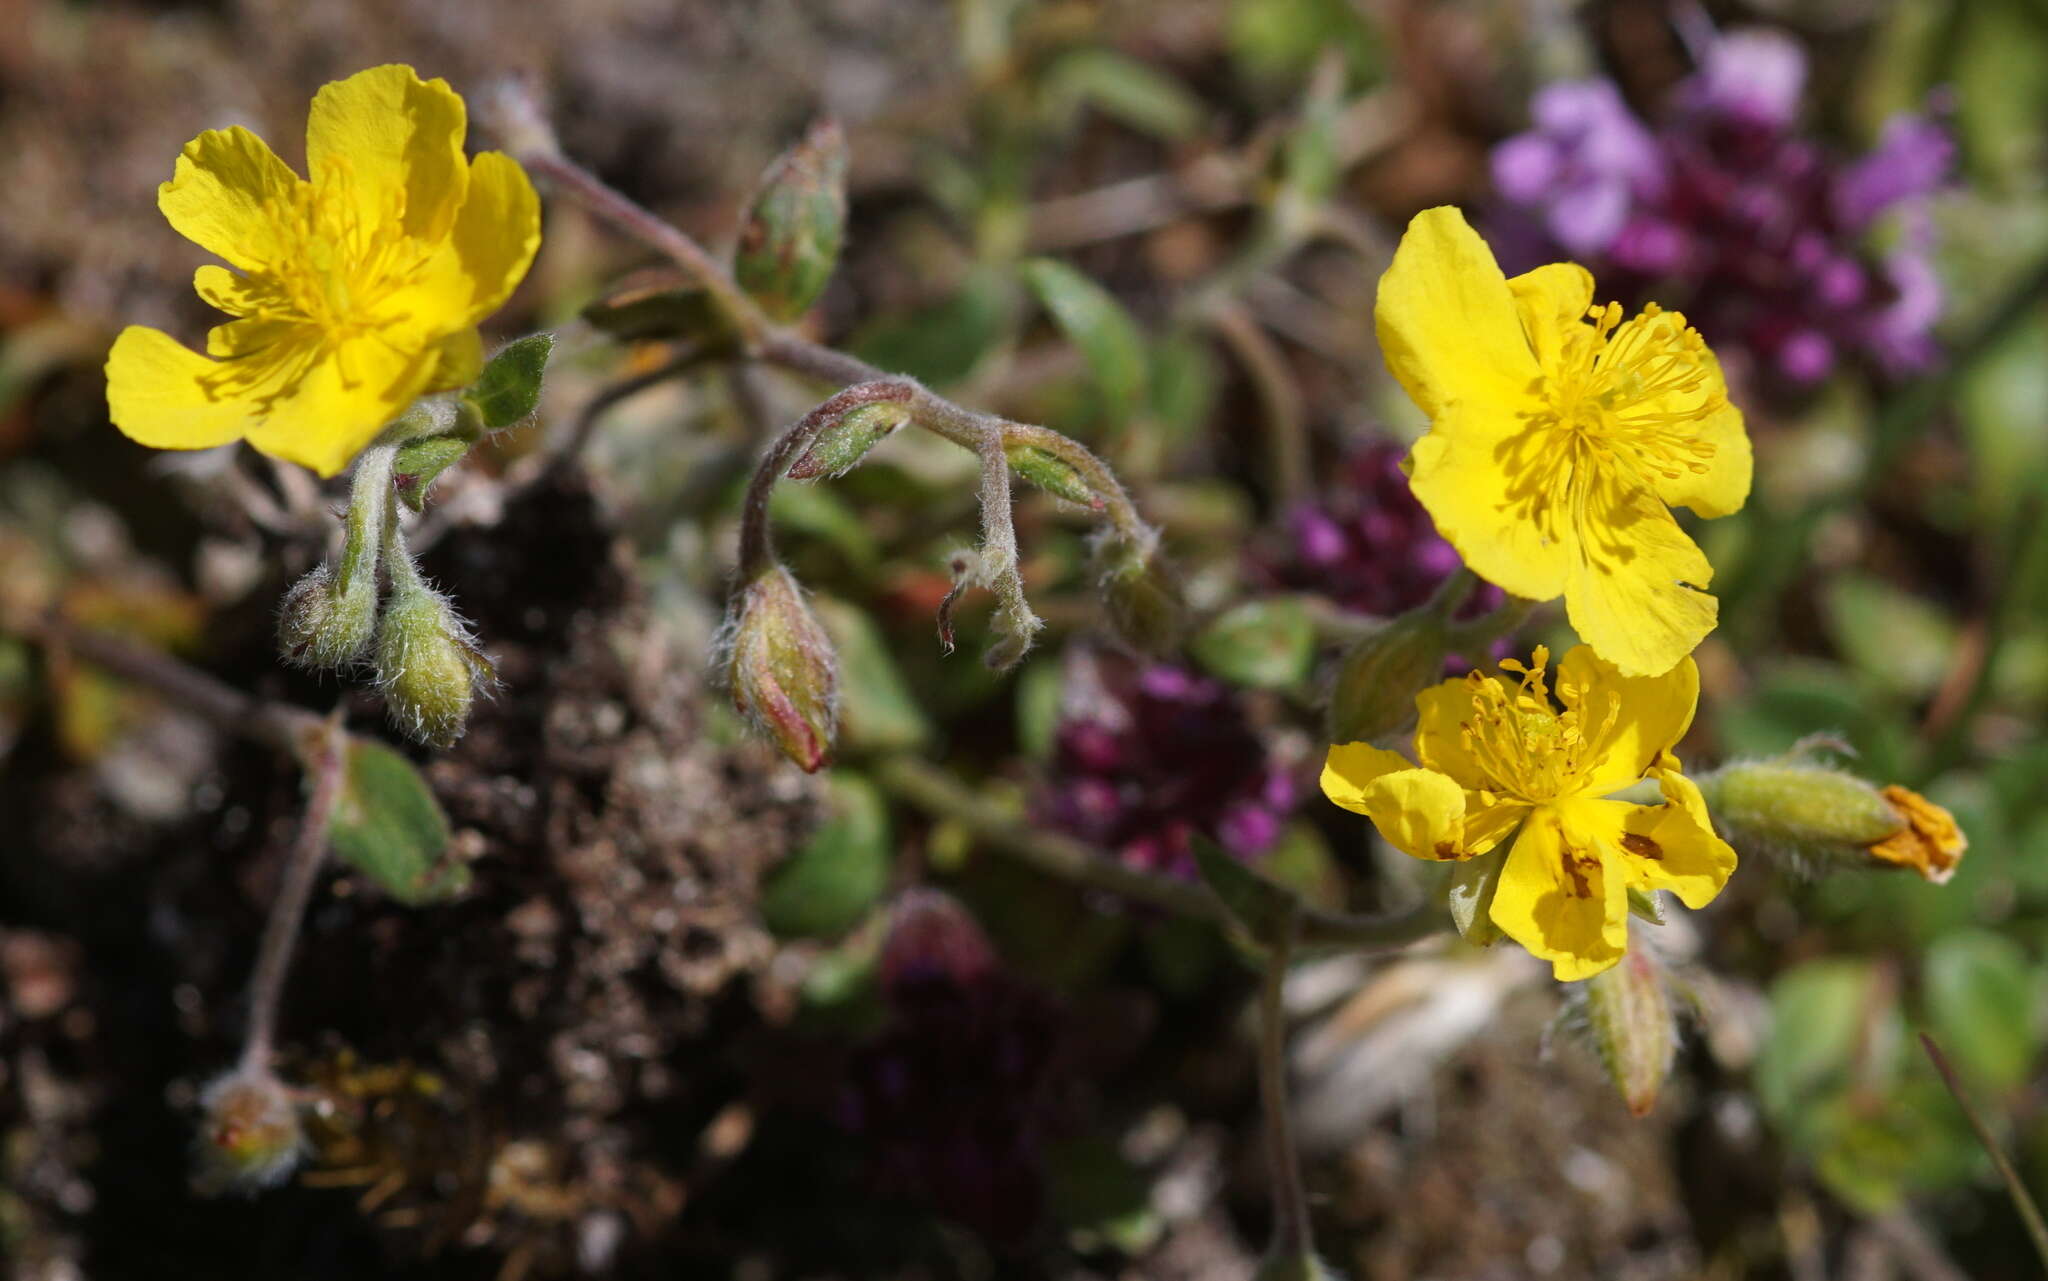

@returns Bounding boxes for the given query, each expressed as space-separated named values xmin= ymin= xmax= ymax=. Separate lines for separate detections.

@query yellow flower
xmin=1321 ymin=645 xmax=1736 ymax=982
xmin=1866 ymin=785 xmax=1967 ymax=884
xmin=105 ymin=65 xmax=541 ymax=478
xmin=1377 ymin=207 xmax=1751 ymax=677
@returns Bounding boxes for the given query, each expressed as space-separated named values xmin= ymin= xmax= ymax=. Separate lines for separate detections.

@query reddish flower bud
xmin=723 ymin=566 xmax=839 ymax=772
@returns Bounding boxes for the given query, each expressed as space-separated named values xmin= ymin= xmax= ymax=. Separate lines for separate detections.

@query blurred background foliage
xmin=5 ymin=0 xmax=2048 ymax=1278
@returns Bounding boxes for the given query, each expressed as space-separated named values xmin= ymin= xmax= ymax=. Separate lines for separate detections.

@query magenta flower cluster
xmin=1490 ymin=27 xmax=1952 ymax=385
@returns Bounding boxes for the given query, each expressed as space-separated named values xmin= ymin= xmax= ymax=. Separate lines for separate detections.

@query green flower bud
xmin=374 ymin=582 xmax=492 ymax=750
xmin=195 ymin=1068 xmax=304 ymax=1194
xmin=1583 ymin=944 xmax=1675 ymax=1116
xmin=1445 ymin=847 xmax=1506 ymax=946
xmin=1705 ymin=759 xmax=1904 ymax=850
xmin=1005 ymin=443 xmax=1104 ymax=509
xmin=723 ymin=566 xmax=838 ymax=772
xmin=1326 ymin=610 xmax=1449 ymax=744
xmin=1093 ymin=533 xmax=1185 ymax=658
xmin=276 ymin=562 xmax=377 ymax=671
xmin=786 ymin=401 xmax=910 ymax=481
xmin=735 ymin=119 xmax=848 ymax=322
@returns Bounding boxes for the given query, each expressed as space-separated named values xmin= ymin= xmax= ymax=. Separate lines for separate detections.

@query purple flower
xmin=1834 ymin=114 xmax=1956 ymax=230
xmin=1488 ymin=25 xmax=1952 ymax=386
xmin=1036 ymin=648 xmax=1296 ymax=879
xmin=837 ymin=891 xmax=1071 ymax=1242
xmin=1682 ymin=28 xmax=1807 ymax=131
xmin=1255 ymin=443 xmax=1496 ymax=620
xmin=1491 ymin=80 xmax=1666 ymax=257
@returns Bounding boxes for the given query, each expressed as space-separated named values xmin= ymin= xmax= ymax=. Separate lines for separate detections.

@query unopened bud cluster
xmin=276 ymin=447 xmax=493 ymax=748
xmin=721 ymin=565 xmax=840 ymax=773
xmin=1697 ymin=756 xmax=1967 ymax=883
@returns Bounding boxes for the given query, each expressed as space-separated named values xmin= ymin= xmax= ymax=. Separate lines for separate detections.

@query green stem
xmin=334 ymin=445 xmax=395 ymax=599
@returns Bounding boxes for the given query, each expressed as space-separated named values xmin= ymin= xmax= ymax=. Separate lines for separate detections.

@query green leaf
xmin=580 ymin=271 xmax=730 ymax=344
xmin=465 ymin=333 xmax=555 ymax=429
xmin=1925 ymin=930 xmax=2041 ymax=1092
xmin=327 ymin=737 xmax=467 ymax=905
xmin=1189 ymin=598 xmax=1315 ymax=691
xmin=812 ymin=598 xmax=932 ymax=754
xmin=1023 ymin=258 xmax=1149 ymax=431
xmin=760 ymin=774 xmax=891 ymax=938
xmin=390 ymin=435 xmax=473 ymax=513
xmin=1822 ymin=573 xmax=1958 ymax=701
xmin=1755 ymin=959 xmax=1892 ymax=1135
xmin=1043 ymin=48 xmax=1205 ymax=141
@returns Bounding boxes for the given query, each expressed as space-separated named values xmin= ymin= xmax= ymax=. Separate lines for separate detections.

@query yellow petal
xmin=157 ymin=127 xmax=301 ymax=271
xmin=1375 ymin=206 xmax=1538 ymax=419
xmin=1489 ymin=806 xmax=1627 ymax=982
xmin=1461 ymin=795 xmax=1531 ymax=856
xmin=193 ymin=264 xmax=289 ymax=318
xmin=241 ymin=337 xmax=435 ymax=478
xmin=450 ymin=152 xmax=542 ymax=321
xmin=1407 ymin=403 xmax=1572 ymax=602
xmin=1321 ymin=743 xmax=1470 ymax=861
xmin=106 ymin=326 xmax=257 ymax=451
xmin=1644 ymin=341 xmax=1751 ymax=519
xmin=1601 ymin=776 xmax=1737 ymax=908
xmin=1412 ymin=672 xmax=1495 ymax=789
xmin=1558 ymin=645 xmax=1700 ymax=793
xmin=1563 ymin=470 xmax=1718 ymax=677
xmin=1508 ymin=262 xmax=1594 ymax=370
xmin=306 ymin=64 xmax=469 ymax=244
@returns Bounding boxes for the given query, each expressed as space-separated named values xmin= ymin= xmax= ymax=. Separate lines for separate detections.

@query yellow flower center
xmin=1540 ymin=302 xmax=1725 ymax=487
xmin=252 ymin=161 xmax=433 ymax=359
xmin=1457 ymin=648 xmax=1622 ymax=804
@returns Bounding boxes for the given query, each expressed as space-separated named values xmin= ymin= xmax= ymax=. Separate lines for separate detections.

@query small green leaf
xmin=760 ymin=774 xmax=891 ymax=938
xmin=1024 ymin=258 xmax=1149 ymax=431
xmin=390 ymin=435 xmax=473 ymax=513
xmin=1190 ymin=597 xmax=1315 ymax=691
xmin=327 ymin=737 xmax=467 ymax=905
xmin=1822 ymin=573 xmax=1958 ymax=701
xmin=1924 ymin=930 xmax=2040 ymax=1092
xmin=465 ymin=333 xmax=555 ymax=429
xmin=1044 ymin=48 xmax=1206 ymax=141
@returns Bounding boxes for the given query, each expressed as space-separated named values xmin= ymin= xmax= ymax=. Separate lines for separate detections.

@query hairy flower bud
xmin=1326 ymin=610 xmax=1449 ymax=744
xmin=735 ymin=118 xmax=848 ymax=322
xmin=1093 ymin=533 xmax=1185 ymax=658
xmin=1699 ymin=759 xmax=1964 ymax=882
xmin=195 ymin=1068 xmax=304 ymax=1194
xmin=1583 ymin=944 xmax=1676 ymax=1116
xmin=722 ymin=566 xmax=839 ymax=772
xmin=276 ymin=562 xmax=377 ymax=671
xmin=786 ymin=401 xmax=910 ymax=481
xmin=373 ymin=581 xmax=492 ymax=749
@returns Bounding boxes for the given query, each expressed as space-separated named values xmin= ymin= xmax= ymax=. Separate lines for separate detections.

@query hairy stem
xmin=240 ymin=716 xmax=347 ymax=1072
xmin=738 ymin=381 xmax=918 ymax=578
